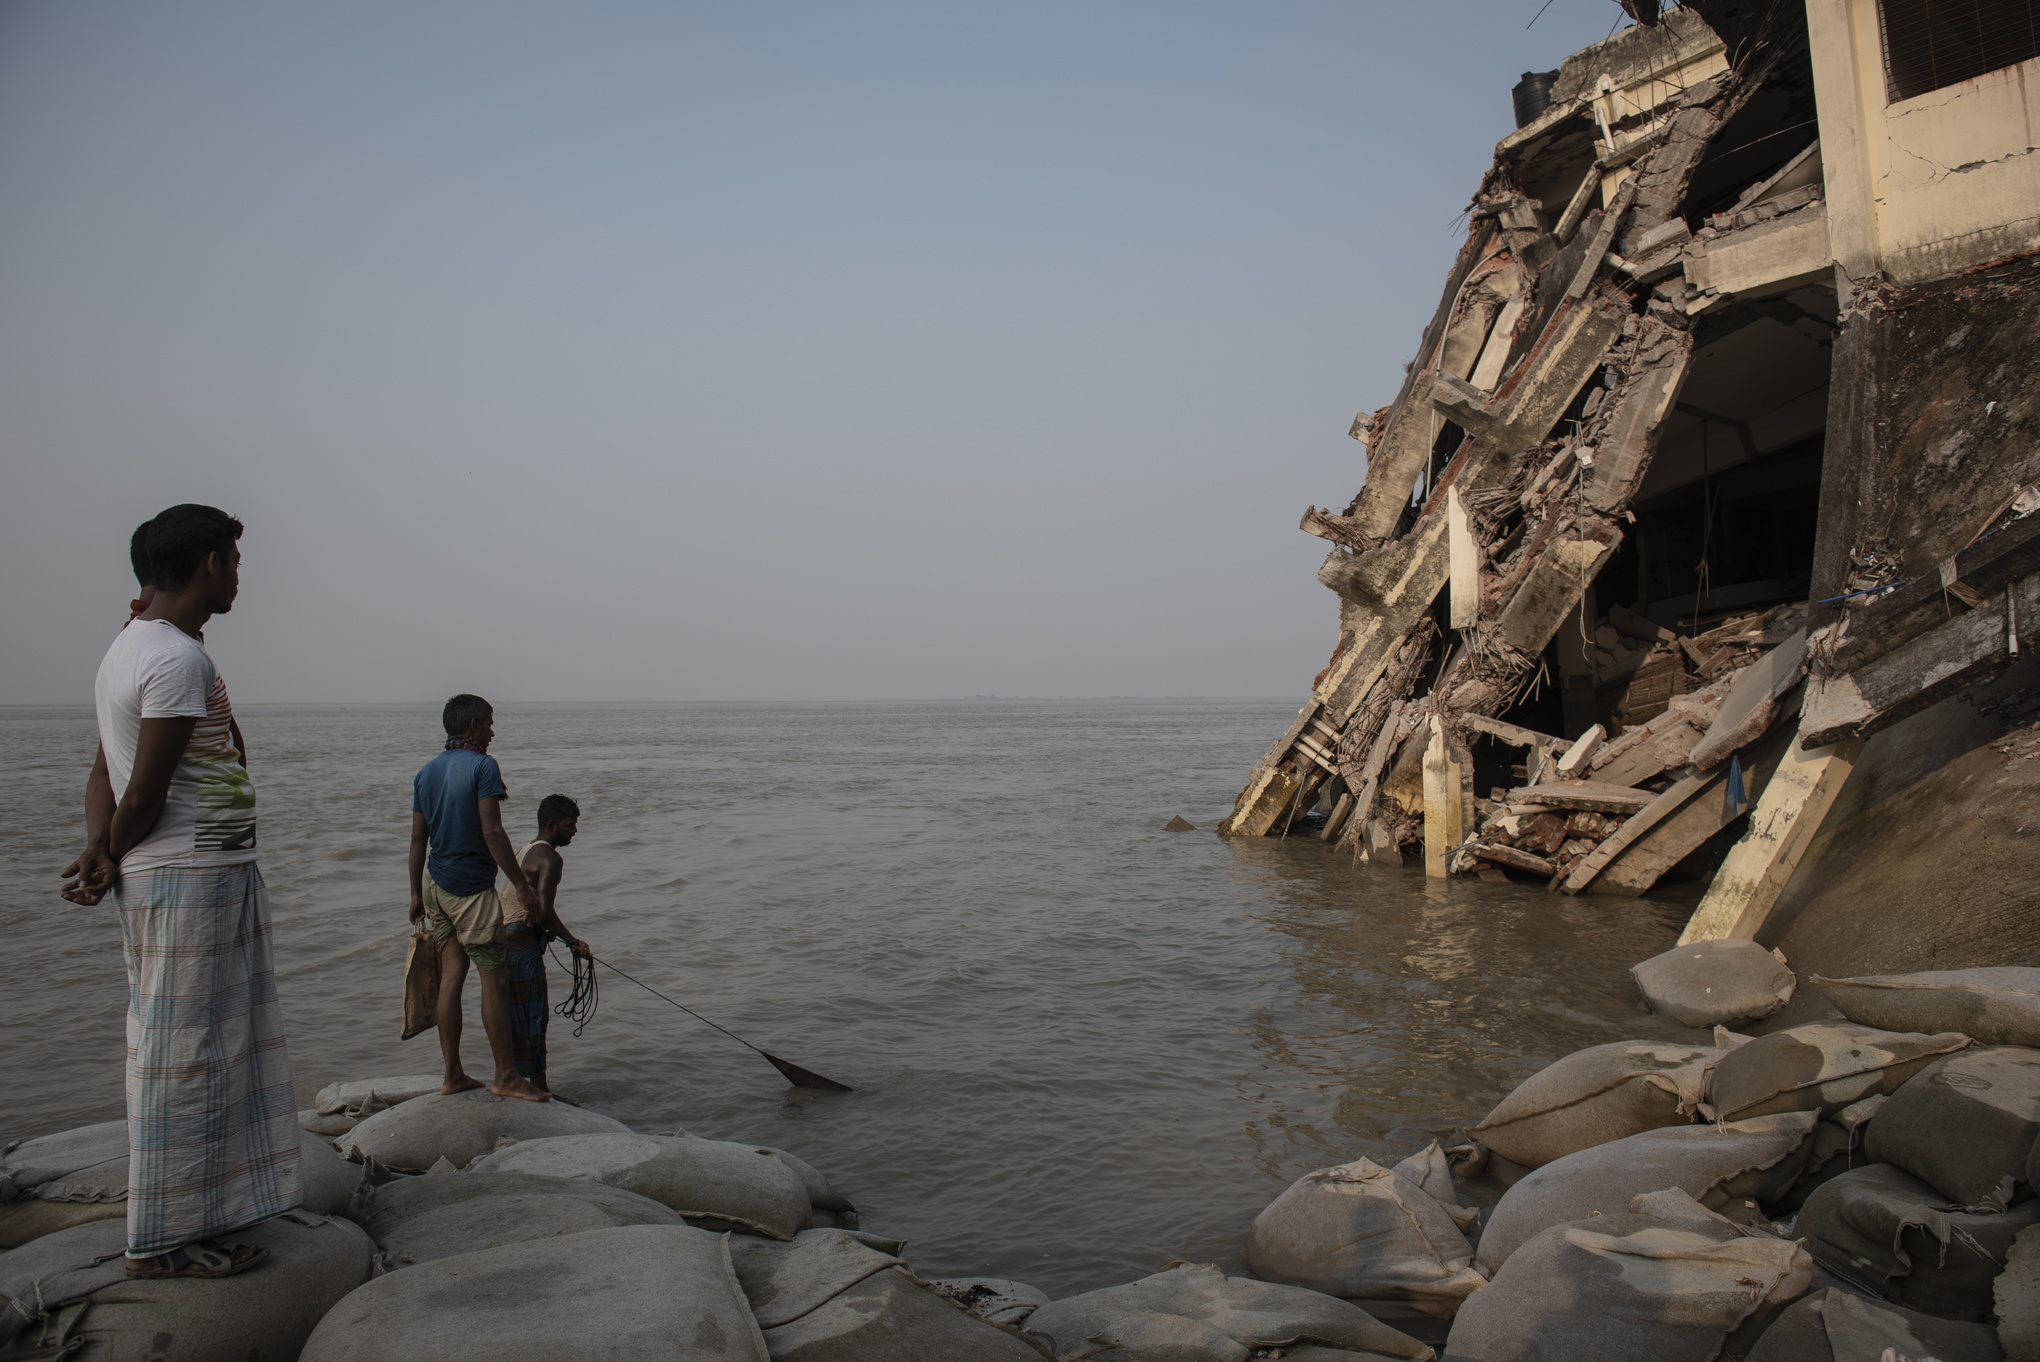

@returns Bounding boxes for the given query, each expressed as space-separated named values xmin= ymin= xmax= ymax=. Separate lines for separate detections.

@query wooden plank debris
xmin=1508 ymin=782 xmax=1657 ymax=813
xmin=1678 ymin=732 xmax=1864 ymax=943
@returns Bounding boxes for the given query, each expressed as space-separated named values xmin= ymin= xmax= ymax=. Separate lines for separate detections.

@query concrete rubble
xmin=1219 ymin=0 xmax=2040 ymax=958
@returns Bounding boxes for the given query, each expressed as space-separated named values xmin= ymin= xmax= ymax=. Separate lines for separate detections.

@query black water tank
xmin=1512 ymin=69 xmax=1560 ymax=129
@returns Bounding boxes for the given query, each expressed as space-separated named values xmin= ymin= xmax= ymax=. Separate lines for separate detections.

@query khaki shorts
xmin=423 ymin=873 xmax=506 ymax=971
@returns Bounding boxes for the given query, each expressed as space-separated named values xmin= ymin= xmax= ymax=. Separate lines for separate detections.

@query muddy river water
xmin=0 ymin=699 xmax=1705 ymax=1295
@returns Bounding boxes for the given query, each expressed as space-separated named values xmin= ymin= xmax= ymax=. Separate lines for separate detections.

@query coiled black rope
xmin=550 ymin=946 xmax=599 ymax=1037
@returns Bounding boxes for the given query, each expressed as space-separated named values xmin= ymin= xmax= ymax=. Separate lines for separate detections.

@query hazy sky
xmin=1 ymin=1 xmax=1626 ymax=703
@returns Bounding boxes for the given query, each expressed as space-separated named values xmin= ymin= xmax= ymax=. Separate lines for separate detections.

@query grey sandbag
xmin=1703 ymin=1021 xmax=1970 ymax=1121
xmin=1816 ymin=967 xmax=2040 ymax=1048
xmin=925 ymin=1277 xmax=1051 ymax=1327
xmin=359 ymin=1169 xmax=684 ymax=1266
xmin=1998 ymin=1221 xmax=2040 ymax=1361
xmin=1865 ymin=1046 xmax=2040 ymax=1208
xmin=0 ymin=1126 xmax=355 ymax=1249
xmin=301 ymin=1223 xmax=767 ymax=1362
xmin=314 ymin=1075 xmax=444 ymax=1118
xmin=760 ymin=1265 xmax=1048 ymax=1361
xmin=1743 ymin=1287 xmax=2004 ymax=1362
xmin=299 ymin=1108 xmax=360 ymax=1137
xmin=727 ymin=1227 xmax=906 ymax=1329
xmin=473 ymin=1131 xmax=813 ymax=1239
xmin=1245 ymin=1158 xmax=1486 ymax=1315
xmin=1631 ymin=939 xmax=1796 ymax=1027
xmin=752 ymin=1145 xmax=856 ymax=1215
xmin=0 ymin=1212 xmax=373 ymax=1362
xmin=1469 ymin=1041 xmax=1716 ymax=1167
xmin=1022 ymin=1262 xmax=1434 ymax=1361
xmin=1442 ymin=1211 xmax=1811 ymax=1362
xmin=337 ymin=1088 xmax=631 ymax=1173
xmin=1475 ymin=1111 xmax=1818 ymax=1273
xmin=1796 ymin=1162 xmax=2040 ymax=1320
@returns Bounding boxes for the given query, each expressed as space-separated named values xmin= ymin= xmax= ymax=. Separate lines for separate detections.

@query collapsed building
xmin=1222 ymin=0 xmax=2040 ymax=958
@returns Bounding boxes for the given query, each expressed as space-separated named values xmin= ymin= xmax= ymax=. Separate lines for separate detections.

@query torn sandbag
xmin=0 ymin=1212 xmax=373 ymax=1362
xmin=358 ymin=1169 xmax=684 ymax=1267
xmin=1245 ymin=1158 xmax=1486 ymax=1315
xmin=1475 ymin=1111 xmax=1818 ymax=1273
xmin=1630 ymin=940 xmax=1796 ymax=1028
xmin=314 ymin=1075 xmax=444 ymax=1119
xmin=1704 ymin=1022 xmax=1970 ymax=1122
xmin=473 ymin=1131 xmax=812 ymax=1239
xmin=925 ymin=1278 xmax=1052 ymax=1327
xmin=1796 ymin=1162 xmax=2040 ymax=1320
xmin=1865 ymin=1046 xmax=2040 ymax=1209
xmin=1742 ymin=1287 xmax=2005 ymax=1362
xmin=1469 ymin=1040 xmax=1716 ymax=1167
xmin=0 ymin=1126 xmax=355 ymax=1249
xmin=336 ymin=1089 xmax=631 ymax=1173
xmin=301 ymin=1223 xmax=767 ymax=1362
xmin=1816 ymin=968 xmax=2040 ymax=1048
xmin=759 ymin=1265 xmax=1048 ymax=1361
xmin=1022 ymin=1263 xmax=1433 ymax=1361
xmin=1443 ymin=1212 xmax=1811 ymax=1362
xmin=1391 ymin=1142 xmax=1480 ymax=1231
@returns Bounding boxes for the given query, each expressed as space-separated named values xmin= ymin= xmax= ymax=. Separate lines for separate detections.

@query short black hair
xmin=442 ymin=694 xmax=493 ymax=736
xmin=537 ymin=794 xmax=580 ymax=828
xmin=132 ymin=505 xmax=243 ymax=591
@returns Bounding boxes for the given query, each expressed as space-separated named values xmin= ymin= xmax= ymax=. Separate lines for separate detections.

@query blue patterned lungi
xmin=505 ymin=935 xmax=549 ymax=1082
xmin=116 ymin=862 xmax=302 ymax=1256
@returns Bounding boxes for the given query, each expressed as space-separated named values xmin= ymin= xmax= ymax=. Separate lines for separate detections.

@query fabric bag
xmin=402 ymin=928 xmax=439 ymax=1040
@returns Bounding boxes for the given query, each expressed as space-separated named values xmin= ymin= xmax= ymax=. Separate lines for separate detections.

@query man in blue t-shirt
xmin=408 ymin=694 xmax=548 ymax=1102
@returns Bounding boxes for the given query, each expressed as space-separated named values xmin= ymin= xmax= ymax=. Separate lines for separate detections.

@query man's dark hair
xmin=442 ymin=694 xmax=493 ymax=736
xmin=132 ymin=505 xmax=243 ymax=591
xmin=129 ymin=523 xmax=153 ymax=588
xmin=537 ymin=794 xmax=580 ymax=829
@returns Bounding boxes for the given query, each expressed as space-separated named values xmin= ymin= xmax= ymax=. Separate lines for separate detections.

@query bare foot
xmin=490 ymin=1076 xmax=552 ymax=1103
xmin=441 ymin=1074 xmax=485 ymax=1095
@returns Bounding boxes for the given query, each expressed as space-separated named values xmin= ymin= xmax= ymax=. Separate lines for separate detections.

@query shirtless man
xmin=408 ymin=695 xmax=548 ymax=1102
xmin=504 ymin=795 xmax=592 ymax=1093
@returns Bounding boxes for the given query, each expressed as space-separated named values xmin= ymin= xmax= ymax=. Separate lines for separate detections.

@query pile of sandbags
xmin=0 ymin=1120 xmax=357 ymax=1249
xmin=729 ymin=1228 xmax=1045 ymax=1360
xmin=471 ymin=1132 xmax=815 ymax=1239
xmin=1021 ymin=1262 xmax=1433 ymax=1361
xmin=1444 ymin=1190 xmax=1811 ymax=1361
xmin=301 ymin=1223 xmax=766 ymax=1362
xmin=1245 ymin=1157 xmax=1486 ymax=1315
xmin=1468 ymin=1040 xmax=1717 ymax=1167
xmin=337 ymin=1089 xmax=631 ymax=1173
xmin=1631 ymin=939 xmax=1796 ymax=1028
xmin=0 ymin=1213 xmax=374 ymax=1362
xmin=357 ymin=1168 xmax=684 ymax=1267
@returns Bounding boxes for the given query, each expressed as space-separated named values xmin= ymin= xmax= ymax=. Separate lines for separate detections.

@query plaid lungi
xmin=505 ymin=936 xmax=549 ymax=1081
xmin=117 ymin=862 xmax=302 ymax=1256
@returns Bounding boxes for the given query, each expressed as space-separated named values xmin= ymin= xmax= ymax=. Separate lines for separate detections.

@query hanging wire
xmin=551 ymin=945 xmax=600 ymax=1037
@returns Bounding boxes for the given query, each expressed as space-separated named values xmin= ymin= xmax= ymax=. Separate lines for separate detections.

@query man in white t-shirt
xmin=61 ymin=504 xmax=301 ymax=1280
